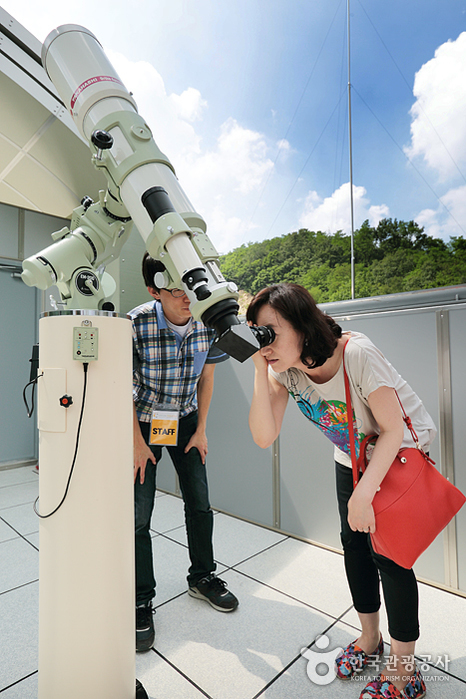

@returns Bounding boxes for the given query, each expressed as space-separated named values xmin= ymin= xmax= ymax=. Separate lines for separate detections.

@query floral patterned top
xmin=270 ymin=331 xmax=436 ymax=468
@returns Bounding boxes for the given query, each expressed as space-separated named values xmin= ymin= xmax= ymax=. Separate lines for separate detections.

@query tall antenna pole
xmin=347 ymin=0 xmax=355 ymax=299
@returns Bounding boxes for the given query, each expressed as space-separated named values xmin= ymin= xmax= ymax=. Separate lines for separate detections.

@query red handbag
xmin=343 ymin=343 xmax=466 ymax=569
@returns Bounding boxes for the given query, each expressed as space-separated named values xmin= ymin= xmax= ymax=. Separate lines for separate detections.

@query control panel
xmin=73 ymin=326 xmax=99 ymax=361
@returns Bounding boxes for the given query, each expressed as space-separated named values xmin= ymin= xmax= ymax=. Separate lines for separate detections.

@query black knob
xmin=59 ymin=394 xmax=73 ymax=408
xmin=91 ymin=130 xmax=114 ymax=150
xmin=81 ymin=196 xmax=93 ymax=211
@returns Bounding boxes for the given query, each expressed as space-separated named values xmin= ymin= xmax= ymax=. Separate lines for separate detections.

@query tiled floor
xmin=1 ymin=464 xmax=466 ymax=698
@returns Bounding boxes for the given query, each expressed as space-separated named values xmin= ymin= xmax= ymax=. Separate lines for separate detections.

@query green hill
xmin=219 ymin=218 xmax=466 ymax=303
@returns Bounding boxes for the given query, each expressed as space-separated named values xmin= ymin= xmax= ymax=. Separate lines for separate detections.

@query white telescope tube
xmin=42 ymin=26 xmax=137 ymax=139
xmin=41 ymin=24 xmax=267 ymax=363
xmin=42 ymin=25 xmax=203 ymax=246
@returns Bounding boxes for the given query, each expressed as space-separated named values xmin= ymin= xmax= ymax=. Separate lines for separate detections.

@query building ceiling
xmin=0 ymin=8 xmax=106 ymax=219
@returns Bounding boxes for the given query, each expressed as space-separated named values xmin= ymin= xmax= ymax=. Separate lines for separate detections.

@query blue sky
xmin=3 ymin=0 xmax=466 ymax=252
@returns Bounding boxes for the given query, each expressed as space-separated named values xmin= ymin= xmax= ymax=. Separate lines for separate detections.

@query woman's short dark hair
xmin=246 ymin=283 xmax=342 ymax=368
xmin=142 ymin=252 xmax=166 ymax=290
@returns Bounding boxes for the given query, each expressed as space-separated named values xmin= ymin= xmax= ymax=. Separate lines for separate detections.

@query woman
xmin=247 ymin=283 xmax=436 ymax=699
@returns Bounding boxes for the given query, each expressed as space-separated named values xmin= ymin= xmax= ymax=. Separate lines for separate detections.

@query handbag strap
xmin=342 ymin=338 xmax=432 ymax=491
xmin=393 ymin=393 xmax=421 ymax=449
xmin=342 ymin=340 xmax=359 ymax=489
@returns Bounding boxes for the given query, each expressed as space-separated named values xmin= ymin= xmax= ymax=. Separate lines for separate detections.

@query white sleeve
xmin=345 ymin=337 xmax=403 ymax=404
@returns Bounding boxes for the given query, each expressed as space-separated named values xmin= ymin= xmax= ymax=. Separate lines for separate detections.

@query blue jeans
xmin=135 ymin=411 xmax=215 ymax=605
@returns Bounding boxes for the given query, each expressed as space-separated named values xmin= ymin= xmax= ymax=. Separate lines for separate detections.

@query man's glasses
xmin=163 ymin=288 xmax=187 ymax=298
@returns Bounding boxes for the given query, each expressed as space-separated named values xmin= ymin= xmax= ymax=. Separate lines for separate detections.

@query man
xmin=130 ymin=253 xmax=238 ymax=652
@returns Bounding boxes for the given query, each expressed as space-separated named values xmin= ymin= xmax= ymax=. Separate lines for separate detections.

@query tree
xmin=218 ymin=220 xmax=466 ymax=302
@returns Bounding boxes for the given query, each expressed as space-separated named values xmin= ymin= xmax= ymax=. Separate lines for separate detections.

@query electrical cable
xmin=33 ymin=362 xmax=89 ymax=519
xmin=22 ymin=372 xmax=43 ymax=418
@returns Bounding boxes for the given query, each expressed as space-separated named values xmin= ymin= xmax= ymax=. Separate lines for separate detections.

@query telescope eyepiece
xmin=249 ymin=325 xmax=275 ymax=348
xmin=182 ymin=268 xmax=211 ymax=301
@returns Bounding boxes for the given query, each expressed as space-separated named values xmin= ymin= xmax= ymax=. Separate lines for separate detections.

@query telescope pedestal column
xmin=37 ymin=311 xmax=141 ymax=698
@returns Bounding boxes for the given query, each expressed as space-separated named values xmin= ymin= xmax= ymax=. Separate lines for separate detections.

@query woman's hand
xmin=346 ymin=385 xmax=405 ymax=533
xmin=347 ymin=489 xmax=376 ymax=533
xmin=251 ymin=349 xmax=269 ymax=371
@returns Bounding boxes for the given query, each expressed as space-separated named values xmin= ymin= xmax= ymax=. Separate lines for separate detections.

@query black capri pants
xmin=336 ymin=461 xmax=420 ymax=643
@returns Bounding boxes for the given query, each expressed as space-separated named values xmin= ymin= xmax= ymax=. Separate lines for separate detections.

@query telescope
xmin=23 ymin=25 xmax=276 ymax=699
xmin=21 ymin=24 xmax=274 ymax=362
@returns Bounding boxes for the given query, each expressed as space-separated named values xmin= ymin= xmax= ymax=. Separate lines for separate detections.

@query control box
xmin=73 ymin=326 xmax=99 ymax=361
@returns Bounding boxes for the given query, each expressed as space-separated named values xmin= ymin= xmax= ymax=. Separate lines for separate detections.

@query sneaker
xmin=136 ymin=601 xmax=155 ymax=652
xmin=335 ymin=634 xmax=384 ymax=680
xmin=136 ymin=679 xmax=149 ymax=699
xmin=359 ymin=669 xmax=426 ymax=698
xmin=188 ymin=574 xmax=239 ymax=612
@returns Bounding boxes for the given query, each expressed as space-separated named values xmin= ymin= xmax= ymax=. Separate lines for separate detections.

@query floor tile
xmin=0 ymin=502 xmax=39 ymax=537
xmin=136 ymin=651 xmax=208 ymax=698
xmin=24 ymin=532 xmax=39 ymax=549
xmin=167 ymin=511 xmax=288 ymax=568
xmin=418 ymin=672 xmax=466 ymax=698
xmin=0 ymin=466 xmax=37 ymax=488
xmin=236 ymin=537 xmax=353 ymax=618
xmin=150 ymin=492 xmax=186 ymax=534
xmin=416 ymin=582 xmax=466 ymax=681
xmin=256 ymin=622 xmax=368 ymax=699
xmin=341 ymin=580 xmax=466 ymax=683
xmin=0 ymin=516 xmax=18 ymax=543
xmin=258 ymin=650 xmax=466 ymax=699
xmin=150 ymin=533 xmax=192 ymax=606
xmin=150 ymin=532 xmax=228 ymax=609
xmin=0 ymin=582 xmax=38 ymax=692
xmin=152 ymin=568 xmax=337 ymax=699
xmin=0 ymin=673 xmax=38 ymax=698
xmin=2 ymin=469 xmax=466 ymax=699
xmin=0 ymin=538 xmax=38 ymax=594
xmin=0 ymin=481 xmax=38 ymax=510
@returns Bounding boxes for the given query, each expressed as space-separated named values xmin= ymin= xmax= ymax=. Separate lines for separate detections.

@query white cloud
xmin=405 ymin=32 xmax=466 ymax=180
xmin=415 ymin=184 xmax=466 ymax=240
xmin=298 ymin=183 xmax=389 ymax=234
xmin=185 ymin=117 xmax=273 ymax=196
xmin=107 ymin=51 xmax=203 ymax=162
xmin=168 ymin=88 xmax=207 ymax=122
xmin=276 ymin=139 xmax=291 ymax=154
xmin=106 ymin=52 xmax=275 ymax=252
xmin=203 ymin=208 xmax=253 ymax=255
xmin=179 ymin=118 xmax=275 ymax=250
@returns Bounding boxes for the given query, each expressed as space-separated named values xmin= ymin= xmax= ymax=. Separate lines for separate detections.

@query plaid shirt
xmin=129 ymin=299 xmax=227 ymax=422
